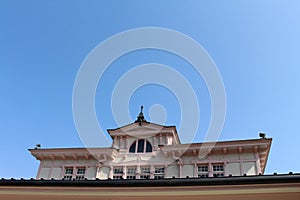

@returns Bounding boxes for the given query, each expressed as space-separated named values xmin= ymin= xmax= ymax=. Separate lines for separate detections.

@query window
xmin=63 ymin=167 xmax=73 ymax=180
xmin=113 ymin=167 xmax=123 ymax=180
xmin=76 ymin=167 xmax=86 ymax=180
xmin=63 ymin=167 xmax=86 ymax=180
xmin=154 ymin=167 xmax=164 ymax=179
xmin=140 ymin=167 xmax=150 ymax=179
xmin=198 ymin=165 xmax=209 ymax=178
xmin=213 ymin=164 xmax=224 ymax=177
xmin=126 ymin=167 xmax=136 ymax=179
xmin=129 ymin=140 xmax=152 ymax=153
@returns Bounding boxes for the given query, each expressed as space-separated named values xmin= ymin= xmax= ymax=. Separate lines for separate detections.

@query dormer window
xmin=129 ymin=139 xmax=152 ymax=153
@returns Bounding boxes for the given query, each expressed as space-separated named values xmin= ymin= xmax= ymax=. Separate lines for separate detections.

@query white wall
xmin=39 ymin=167 xmax=50 ymax=179
xmin=50 ymin=167 xmax=62 ymax=179
xmin=226 ymin=163 xmax=241 ymax=176
xmin=243 ymin=162 xmax=256 ymax=175
xmin=211 ymin=154 xmax=224 ymax=160
xmin=86 ymin=167 xmax=97 ymax=179
xmin=97 ymin=166 xmax=110 ymax=180
xmin=182 ymin=165 xmax=194 ymax=177
xmin=240 ymin=153 xmax=255 ymax=160
xmin=227 ymin=153 xmax=239 ymax=160
xmin=166 ymin=165 xmax=178 ymax=178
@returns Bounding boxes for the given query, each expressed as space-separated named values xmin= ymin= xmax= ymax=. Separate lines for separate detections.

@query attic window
xmin=129 ymin=139 xmax=152 ymax=153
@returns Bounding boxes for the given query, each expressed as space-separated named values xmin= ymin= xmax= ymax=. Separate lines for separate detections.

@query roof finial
xmin=135 ymin=105 xmax=147 ymax=125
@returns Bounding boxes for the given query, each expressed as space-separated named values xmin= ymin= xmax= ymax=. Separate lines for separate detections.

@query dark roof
xmin=1 ymin=173 xmax=299 ymax=187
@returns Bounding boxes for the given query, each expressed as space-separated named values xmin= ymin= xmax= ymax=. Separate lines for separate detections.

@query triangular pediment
xmin=107 ymin=122 xmax=175 ymax=137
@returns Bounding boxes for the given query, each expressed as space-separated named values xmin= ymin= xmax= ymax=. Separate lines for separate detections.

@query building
xmin=29 ymin=106 xmax=272 ymax=180
xmin=1 ymin=174 xmax=300 ymax=199
xmin=2 ymin=107 xmax=299 ymax=200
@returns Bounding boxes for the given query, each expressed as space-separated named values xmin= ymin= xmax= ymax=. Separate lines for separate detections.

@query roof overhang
xmin=29 ymin=148 xmax=118 ymax=161
xmin=161 ymin=138 xmax=272 ymax=173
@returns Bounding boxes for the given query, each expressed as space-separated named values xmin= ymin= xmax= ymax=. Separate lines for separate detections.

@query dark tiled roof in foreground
xmin=1 ymin=173 xmax=299 ymax=187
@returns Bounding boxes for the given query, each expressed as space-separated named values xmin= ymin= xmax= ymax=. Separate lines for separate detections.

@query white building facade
xmin=30 ymin=108 xmax=272 ymax=180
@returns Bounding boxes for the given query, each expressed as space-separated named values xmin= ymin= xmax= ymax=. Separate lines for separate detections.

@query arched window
xmin=129 ymin=139 xmax=152 ymax=153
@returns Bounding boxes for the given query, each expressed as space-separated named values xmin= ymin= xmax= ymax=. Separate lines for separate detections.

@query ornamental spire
xmin=135 ymin=105 xmax=147 ymax=125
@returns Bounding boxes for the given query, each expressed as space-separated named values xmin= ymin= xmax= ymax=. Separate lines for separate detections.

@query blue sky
xmin=0 ymin=0 xmax=300 ymax=178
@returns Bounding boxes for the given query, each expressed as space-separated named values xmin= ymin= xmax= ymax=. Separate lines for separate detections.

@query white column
xmin=123 ymin=166 xmax=126 ymax=179
xmin=119 ymin=136 xmax=123 ymax=149
xmin=96 ymin=164 xmax=102 ymax=179
xmin=208 ymin=157 xmax=213 ymax=177
xmin=166 ymin=134 xmax=170 ymax=145
xmin=194 ymin=163 xmax=197 ymax=177
xmin=109 ymin=165 xmax=113 ymax=179
xmin=125 ymin=136 xmax=129 ymax=149
xmin=179 ymin=163 xmax=183 ymax=178
xmin=255 ymin=152 xmax=262 ymax=174
xmin=159 ymin=134 xmax=163 ymax=145
xmin=153 ymin=136 xmax=156 ymax=148
xmin=136 ymin=165 xmax=141 ymax=179
xmin=150 ymin=165 xmax=155 ymax=179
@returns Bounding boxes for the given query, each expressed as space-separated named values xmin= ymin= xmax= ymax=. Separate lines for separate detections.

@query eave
xmin=29 ymin=147 xmax=118 ymax=161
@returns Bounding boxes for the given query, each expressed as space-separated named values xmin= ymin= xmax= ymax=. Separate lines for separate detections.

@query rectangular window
xmin=213 ymin=164 xmax=224 ymax=172
xmin=198 ymin=165 xmax=208 ymax=172
xmin=127 ymin=167 xmax=136 ymax=174
xmin=114 ymin=168 xmax=123 ymax=174
xmin=154 ymin=167 xmax=164 ymax=179
xmin=75 ymin=167 xmax=86 ymax=180
xmin=155 ymin=167 xmax=164 ymax=174
xmin=77 ymin=168 xmax=86 ymax=174
xmin=113 ymin=176 xmax=122 ymax=180
xmin=63 ymin=167 xmax=73 ymax=180
xmin=126 ymin=175 xmax=136 ymax=180
xmin=213 ymin=164 xmax=224 ymax=177
xmin=113 ymin=167 xmax=123 ymax=180
xmin=126 ymin=167 xmax=136 ymax=179
xmin=140 ymin=175 xmax=150 ymax=179
xmin=65 ymin=167 xmax=73 ymax=174
xmin=140 ymin=167 xmax=150 ymax=179
xmin=141 ymin=167 xmax=150 ymax=174
xmin=198 ymin=165 xmax=209 ymax=178
xmin=63 ymin=175 xmax=72 ymax=180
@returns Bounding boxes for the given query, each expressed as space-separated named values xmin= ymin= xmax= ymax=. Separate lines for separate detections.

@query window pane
xmin=137 ymin=140 xmax=145 ymax=153
xmin=145 ymin=141 xmax=152 ymax=152
xmin=129 ymin=142 xmax=136 ymax=153
xmin=75 ymin=176 xmax=84 ymax=180
xmin=77 ymin=168 xmax=85 ymax=174
xmin=198 ymin=165 xmax=208 ymax=172
xmin=113 ymin=176 xmax=122 ymax=180
xmin=126 ymin=175 xmax=136 ymax=179
xmin=141 ymin=167 xmax=150 ymax=174
xmin=63 ymin=175 xmax=72 ymax=180
xmin=114 ymin=168 xmax=123 ymax=174
xmin=213 ymin=164 xmax=224 ymax=172
xmin=65 ymin=168 xmax=73 ymax=174
xmin=127 ymin=168 xmax=136 ymax=174
xmin=155 ymin=167 xmax=164 ymax=174
xmin=140 ymin=175 xmax=149 ymax=179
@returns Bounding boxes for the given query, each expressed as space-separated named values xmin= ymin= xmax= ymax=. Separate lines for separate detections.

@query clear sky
xmin=0 ymin=0 xmax=299 ymax=178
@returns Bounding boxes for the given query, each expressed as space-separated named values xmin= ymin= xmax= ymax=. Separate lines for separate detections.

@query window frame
xmin=212 ymin=164 xmax=224 ymax=177
xmin=126 ymin=167 xmax=137 ymax=179
xmin=113 ymin=167 xmax=123 ymax=180
xmin=154 ymin=167 xmax=165 ymax=179
xmin=140 ymin=166 xmax=150 ymax=179
xmin=197 ymin=165 xmax=209 ymax=178
xmin=128 ymin=139 xmax=152 ymax=153
xmin=63 ymin=166 xmax=86 ymax=180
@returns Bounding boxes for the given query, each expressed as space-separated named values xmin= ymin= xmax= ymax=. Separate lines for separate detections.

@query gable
xmin=107 ymin=122 xmax=175 ymax=137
